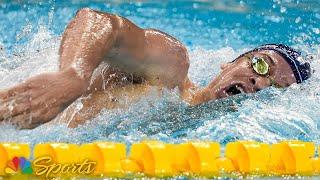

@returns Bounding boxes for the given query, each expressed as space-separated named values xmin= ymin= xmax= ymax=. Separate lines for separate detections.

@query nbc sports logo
xmin=5 ymin=156 xmax=33 ymax=175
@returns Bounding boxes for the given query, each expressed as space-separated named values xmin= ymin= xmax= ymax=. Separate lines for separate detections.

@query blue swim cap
xmin=234 ymin=44 xmax=312 ymax=83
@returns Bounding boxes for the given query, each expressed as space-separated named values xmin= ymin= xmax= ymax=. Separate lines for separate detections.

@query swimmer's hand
xmin=0 ymin=69 xmax=86 ymax=129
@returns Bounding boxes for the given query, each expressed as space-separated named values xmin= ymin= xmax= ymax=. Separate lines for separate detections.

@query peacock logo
xmin=5 ymin=156 xmax=33 ymax=175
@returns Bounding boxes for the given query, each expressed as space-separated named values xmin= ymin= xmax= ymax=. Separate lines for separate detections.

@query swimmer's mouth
xmin=225 ymin=84 xmax=245 ymax=96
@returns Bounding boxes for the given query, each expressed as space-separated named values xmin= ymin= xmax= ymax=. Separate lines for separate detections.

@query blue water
xmin=0 ymin=0 xmax=320 ymax=157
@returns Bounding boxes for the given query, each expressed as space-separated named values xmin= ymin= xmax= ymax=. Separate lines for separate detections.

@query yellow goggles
xmin=251 ymin=56 xmax=269 ymax=76
xmin=250 ymin=56 xmax=281 ymax=87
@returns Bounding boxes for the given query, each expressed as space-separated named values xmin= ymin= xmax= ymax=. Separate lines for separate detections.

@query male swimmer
xmin=0 ymin=8 xmax=311 ymax=129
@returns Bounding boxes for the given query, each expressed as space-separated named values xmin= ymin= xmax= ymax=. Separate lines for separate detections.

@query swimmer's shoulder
xmin=144 ymin=28 xmax=186 ymax=50
xmin=77 ymin=8 xmax=185 ymax=46
xmin=74 ymin=8 xmax=186 ymax=52
xmin=75 ymin=8 xmax=142 ymax=32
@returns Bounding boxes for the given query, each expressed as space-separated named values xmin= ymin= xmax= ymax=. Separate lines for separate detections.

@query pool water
xmin=0 ymin=0 xmax=319 ymax=160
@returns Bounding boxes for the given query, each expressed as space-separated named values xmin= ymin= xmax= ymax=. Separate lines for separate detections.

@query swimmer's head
xmin=202 ymin=44 xmax=311 ymax=100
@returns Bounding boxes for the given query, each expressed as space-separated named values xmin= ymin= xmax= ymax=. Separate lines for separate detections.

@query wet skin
xmin=191 ymin=50 xmax=297 ymax=104
xmin=0 ymin=8 xmax=297 ymax=129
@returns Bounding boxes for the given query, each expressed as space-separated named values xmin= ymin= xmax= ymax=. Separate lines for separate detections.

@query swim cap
xmin=235 ymin=44 xmax=311 ymax=83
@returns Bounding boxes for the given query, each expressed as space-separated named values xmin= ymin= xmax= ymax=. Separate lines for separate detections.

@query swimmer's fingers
xmin=0 ymin=84 xmax=30 ymax=100
xmin=4 ymin=106 xmax=61 ymax=129
xmin=4 ymin=112 xmax=34 ymax=129
xmin=0 ymin=82 xmax=48 ymax=121
xmin=0 ymin=84 xmax=31 ymax=120
xmin=0 ymin=94 xmax=31 ymax=121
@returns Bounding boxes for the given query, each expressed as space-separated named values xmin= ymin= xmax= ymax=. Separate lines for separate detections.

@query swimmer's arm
xmin=0 ymin=8 xmax=120 ymax=128
xmin=59 ymin=8 xmax=119 ymax=81
xmin=179 ymin=77 xmax=212 ymax=105
xmin=179 ymin=77 xmax=200 ymax=105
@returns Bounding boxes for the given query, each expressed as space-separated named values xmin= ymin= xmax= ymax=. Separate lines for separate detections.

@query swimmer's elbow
xmin=76 ymin=7 xmax=95 ymax=17
xmin=74 ymin=8 xmax=107 ymax=21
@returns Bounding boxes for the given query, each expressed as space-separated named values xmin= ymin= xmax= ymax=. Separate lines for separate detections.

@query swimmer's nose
xmin=249 ymin=76 xmax=270 ymax=91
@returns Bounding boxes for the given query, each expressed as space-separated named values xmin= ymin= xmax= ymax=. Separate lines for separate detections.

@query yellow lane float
xmin=127 ymin=141 xmax=176 ymax=176
xmin=172 ymin=142 xmax=220 ymax=176
xmin=34 ymin=142 xmax=126 ymax=177
xmin=269 ymin=141 xmax=315 ymax=175
xmin=74 ymin=142 xmax=126 ymax=176
xmin=0 ymin=140 xmax=319 ymax=177
xmin=225 ymin=141 xmax=270 ymax=174
xmin=126 ymin=141 xmax=220 ymax=176
xmin=34 ymin=143 xmax=79 ymax=163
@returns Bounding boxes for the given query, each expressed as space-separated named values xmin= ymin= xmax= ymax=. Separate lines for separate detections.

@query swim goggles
xmin=244 ymin=54 xmax=281 ymax=88
xmin=243 ymin=54 xmax=270 ymax=76
xmin=251 ymin=56 xmax=269 ymax=76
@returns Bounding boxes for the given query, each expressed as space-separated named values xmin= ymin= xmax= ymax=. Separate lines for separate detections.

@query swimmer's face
xmin=206 ymin=49 xmax=296 ymax=99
